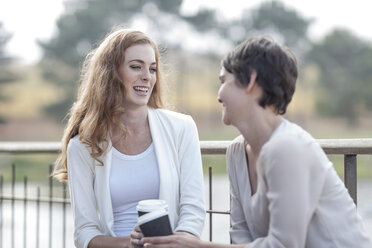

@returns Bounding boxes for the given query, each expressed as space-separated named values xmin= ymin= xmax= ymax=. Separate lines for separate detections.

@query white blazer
xmin=67 ymin=108 xmax=206 ymax=248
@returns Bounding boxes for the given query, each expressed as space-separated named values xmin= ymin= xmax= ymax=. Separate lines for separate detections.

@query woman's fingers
xmin=131 ymin=225 xmax=144 ymax=246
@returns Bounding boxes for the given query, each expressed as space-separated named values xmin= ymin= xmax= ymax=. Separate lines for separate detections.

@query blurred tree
xmin=0 ymin=21 xmax=18 ymax=123
xmin=309 ymin=29 xmax=372 ymax=124
xmin=38 ymin=0 xmax=219 ymax=121
xmin=220 ymin=0 xmax=313 ymax=56
xmin=0 ymin=22 xmax=16 ymax=84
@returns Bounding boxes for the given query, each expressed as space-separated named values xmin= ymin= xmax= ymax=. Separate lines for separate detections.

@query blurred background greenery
xmin=0 ymin=0 xmax=371 ymax=183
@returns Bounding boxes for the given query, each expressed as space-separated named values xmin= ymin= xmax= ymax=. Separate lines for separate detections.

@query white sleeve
xmin=67 ymin=138 xmax=103 ymax=248
xmin=174 ymin=116 xmax=206 ymax=237
xmin=246 ymin=136 xmax=326 ymax=248
xmin=227 ymin=143 xmax=253 ymax=244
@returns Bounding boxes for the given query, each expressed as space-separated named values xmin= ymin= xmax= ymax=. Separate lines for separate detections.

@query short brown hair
xmin=222 ymin=37 xmax=298 ymax=114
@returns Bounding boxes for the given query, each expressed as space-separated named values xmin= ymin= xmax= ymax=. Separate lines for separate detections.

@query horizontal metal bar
xmin=0 ymin=142 xmax=61 ymax=154
xmin=317 ymin=139 xmax=372 ymax=155
xmin=0 ymin=194 xmax=70 ymax=204
xmin=201 ymin=141 xmax=232 ymax=155
xmin=206 ymin=210 xmax=230 ymax=215
xmin=1 ymin=194 xmax=232 ymax=215
xmin=1 ymin=139 xmax=372 ymax=155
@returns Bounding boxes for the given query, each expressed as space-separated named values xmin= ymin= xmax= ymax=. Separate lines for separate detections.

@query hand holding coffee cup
xmin=130 ymin=225 xmax=143 ymax=248
xmin=136 ymin=199 xmax=172 ymax=237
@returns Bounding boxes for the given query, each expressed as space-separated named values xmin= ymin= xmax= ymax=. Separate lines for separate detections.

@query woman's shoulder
xmin=151 ymin=108 xmax=193 ymax=121
xmin=149 ymin=108 xmax=195 ymax=129
xmin=263 ymin=131 xmax=313 ymax=160
xmin=67 ymin=135 xmax=91 ymax=155
xmin=226 ymin=135 xmax=246 ymax=170
xmin=265 ymin=120 xmax=316 ymax=151
xmin=261 ymin=121 xmax=331 ymax=170
xmin=68 ymin=134 xmax=82 ymax=147
xmin=227 ymin=135 xmax=245 ymax=155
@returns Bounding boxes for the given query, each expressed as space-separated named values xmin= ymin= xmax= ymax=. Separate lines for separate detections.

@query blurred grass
xmin=200 ymin=124 xmax=372 ymax=179
xmin=329 ymin=155 xmax=372 ymax=180
xmin=0 ymin=153 xmax=57 ymax=184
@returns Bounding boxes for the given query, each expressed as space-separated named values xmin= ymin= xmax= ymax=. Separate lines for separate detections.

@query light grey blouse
xmin=227 ymin=119 xmax=371 ymax=248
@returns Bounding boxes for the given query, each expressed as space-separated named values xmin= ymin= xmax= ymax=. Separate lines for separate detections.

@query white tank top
xmin=109 ymin=143 xmax=160 ymax=237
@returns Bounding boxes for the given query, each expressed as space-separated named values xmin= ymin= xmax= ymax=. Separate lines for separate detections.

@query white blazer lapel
xmin=148 ymin=108 xmax=177 ymax=228
xmin=148 ymin=108 xmax=173 ymax=200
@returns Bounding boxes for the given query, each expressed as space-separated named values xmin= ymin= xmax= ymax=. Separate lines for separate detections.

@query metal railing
xmin=0 ymin=139 xmax=372 ymax=247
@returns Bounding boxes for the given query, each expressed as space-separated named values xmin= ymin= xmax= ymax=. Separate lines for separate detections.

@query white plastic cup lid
xmin=136 ymin=199 xmax=168 ymax=212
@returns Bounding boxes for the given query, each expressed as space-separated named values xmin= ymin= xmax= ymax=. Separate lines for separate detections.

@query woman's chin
xmin=222 ymin=115 xmax=231 ymax=126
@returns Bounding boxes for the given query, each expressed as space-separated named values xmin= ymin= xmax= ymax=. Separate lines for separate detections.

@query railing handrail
xmin=1 ymin=139 xmax=372 ymax=154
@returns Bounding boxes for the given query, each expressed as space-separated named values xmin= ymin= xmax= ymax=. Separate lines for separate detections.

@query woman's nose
xmin=142 ymin=69 xmax=151 ymax=81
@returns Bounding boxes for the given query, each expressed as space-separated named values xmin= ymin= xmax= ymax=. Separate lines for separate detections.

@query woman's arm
xmin=245 ymin=136 xmax=327 ymax=247
xmin=226 ymin=140 xmax=253 ymax=243
xmin=88 ymin=235 xmax=131 ymax=248
xmin=67 ymin=138 xmax=103 ymax=247
xmin=142 ymin=232 xmax=246 ymax=248
xmin=68 ymin=138 xmax=135 ymax=248
xmin=176 ymin=116 xmax=206 ymax=236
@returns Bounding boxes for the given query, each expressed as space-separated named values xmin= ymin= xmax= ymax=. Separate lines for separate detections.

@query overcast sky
xmin=1 ymin=0 xmax=371 ymax=64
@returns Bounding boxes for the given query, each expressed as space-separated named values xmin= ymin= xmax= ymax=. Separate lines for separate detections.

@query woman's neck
xmin=238 ymin=108 xmax=283 ymax=156
xmin=111 ymin=106 xmax=149 ymax=139
xmin=120 ymin=106 xmax=148 ymax=129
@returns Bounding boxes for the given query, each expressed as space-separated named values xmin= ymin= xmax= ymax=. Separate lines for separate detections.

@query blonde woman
xmin=53 ymin=28 xmax=205 ymax=248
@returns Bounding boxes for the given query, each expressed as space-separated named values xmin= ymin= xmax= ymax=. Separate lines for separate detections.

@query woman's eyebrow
xmin=128 ymin=59 xmax=156 ymax=65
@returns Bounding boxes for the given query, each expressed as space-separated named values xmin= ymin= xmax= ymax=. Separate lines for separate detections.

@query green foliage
xmin=0 ymin=22 xmax=19 ymax=118
xmin=38 ymin=0 xmax=221 ymax=121
xmin=0 ymin=22 xmax=12 ymax=64
xmin=309 ymin=29 xmax=372 ymax=123
xmin=0 ymin=154 xmax=58 ymax=183
xmin=250 ymin=1 xmax=312 ymax=49
xmin=0 ymin=22 xmax=17 ymax=84
xmin=37 ymin=0 xmax=372 ymax=124
xmin=220 ymin=0 xmax=312 ymax=53
xmin=183 ymin=8 xmax=217 ymax=32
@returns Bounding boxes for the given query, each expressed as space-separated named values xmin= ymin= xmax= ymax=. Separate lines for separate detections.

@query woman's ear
xmin=246 ymin=70 xmax=258 ymax=94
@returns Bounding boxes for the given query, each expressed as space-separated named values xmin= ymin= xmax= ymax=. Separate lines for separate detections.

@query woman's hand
xmin=130 ymin=225 xmax=144 ymax=247
xmin=141 ymin=231 xmax=203 ymax=248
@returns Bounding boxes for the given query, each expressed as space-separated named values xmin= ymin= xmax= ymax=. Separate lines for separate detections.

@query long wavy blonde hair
xmin=53 ymin=28 xmax=164 ymax=181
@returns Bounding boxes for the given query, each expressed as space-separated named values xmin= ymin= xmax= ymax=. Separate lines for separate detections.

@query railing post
xmin=0 ymin=175 xmax=3 ymax=248
xmin=62 ymin=182 xmax=67 ymax=248
xmin=36 ymin=187 xmax=40 ymax=248
xmin=344 ymin=155 xmax=357 ymax=205
xmin=49 ymin=165 xmax=53 ymax=248
xmin=209 ymin=166 xmax=212 ymax=242
xmin=11 ymin=164 xmax=15 ymax=248
xmin=23 ymin=177 xmax=27 ymax=248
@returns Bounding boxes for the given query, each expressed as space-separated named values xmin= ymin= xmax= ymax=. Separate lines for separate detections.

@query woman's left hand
xmin=142 ymin=231 xmax=202 ymax=248
xmin=130 ymin=225 xmax=144 ymax=247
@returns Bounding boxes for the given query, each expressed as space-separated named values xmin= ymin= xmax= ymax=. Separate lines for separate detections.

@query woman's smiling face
xmin=118 ymin=43 xmax=157 ymax=109
xmin=217 ymin=67 xmax=248 ymax=126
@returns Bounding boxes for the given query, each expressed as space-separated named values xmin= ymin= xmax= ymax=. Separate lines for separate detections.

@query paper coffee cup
xmin=136 ymin=199 xmax=168 ymax=216
xmin=137 ymin=209 xmax=173 ymax=237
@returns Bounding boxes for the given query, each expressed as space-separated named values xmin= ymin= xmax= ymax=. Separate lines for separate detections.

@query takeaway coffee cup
xmin=136 ymin=199 xmax=168 ymax=216
xmin=137 ymin=209 xmax=173 ymax=237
